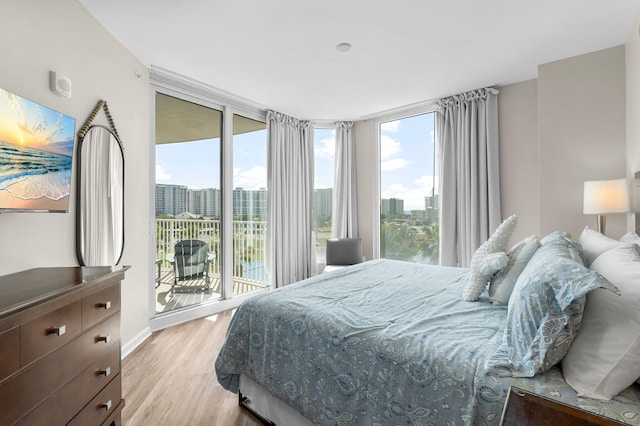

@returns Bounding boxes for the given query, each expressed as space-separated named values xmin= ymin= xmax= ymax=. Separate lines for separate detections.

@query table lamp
xmin=583 ymin=179 xmax=630 ymax=234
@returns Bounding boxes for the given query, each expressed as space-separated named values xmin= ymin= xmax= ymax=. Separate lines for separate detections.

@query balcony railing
xmin=156 ymin=218 xmax=268 ymax=285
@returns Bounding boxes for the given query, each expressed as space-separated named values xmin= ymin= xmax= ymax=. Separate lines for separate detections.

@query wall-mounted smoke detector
xmin=50 ymin=71 xmax=72 ymax=98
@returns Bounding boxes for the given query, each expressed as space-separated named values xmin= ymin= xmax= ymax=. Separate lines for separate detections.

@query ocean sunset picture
xmin=0 ymin=88 xmax=76 ymax=212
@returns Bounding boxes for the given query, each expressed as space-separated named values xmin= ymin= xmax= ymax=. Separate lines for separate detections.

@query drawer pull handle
xmin=101 ymin=400 xmax=112 ymax=411
xmin=47 ymin=325 xmax=66 ymax=336
xmin=98 ymin=367 xmax=111 ymax=377
xmin=96 ymin=301 xmax=112 ymax=310
xmin=96 ymin=334 xmax=111 ymax=343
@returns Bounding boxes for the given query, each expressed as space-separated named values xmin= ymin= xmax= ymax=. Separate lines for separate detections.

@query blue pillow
xmin=485 ymin=231 xmax=618 ymax=377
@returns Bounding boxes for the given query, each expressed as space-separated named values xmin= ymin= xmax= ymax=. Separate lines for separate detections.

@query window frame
xmin=373 ymin=105 xmax=438 ymax=261
xmin=311 ymin=124 xmax=337 ymax=263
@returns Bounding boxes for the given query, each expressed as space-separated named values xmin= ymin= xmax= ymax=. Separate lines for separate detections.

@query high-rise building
xmin=424 ymin=194 xmax=439 ymax=223
xmin=233 ymin=187 xmax=267 ymax=218
xmin=381 ymin=198 xmax=404 ymax=216
xmin=313 ymin=188 xmax=333 ymax=219
xmin=155 ymin=184 xmax=188 ymax=216
xmin=155 ymin=185 xmax=268 ymax=218
xmin=188 ymin=188 xmax=221 ymax=217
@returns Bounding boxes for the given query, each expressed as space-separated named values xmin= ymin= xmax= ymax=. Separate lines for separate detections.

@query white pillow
xmin=578 ymin=226 xmax=624 ymax=266
xmin=462 ymin=214 xmax=517 ymax=302
xmin=561 ymin=243 xmax=640 ymax=400
xmin=488 ymin=235 xmax=540 ymax=305
xmin=621 ymin=231 xmax=640 ymax=245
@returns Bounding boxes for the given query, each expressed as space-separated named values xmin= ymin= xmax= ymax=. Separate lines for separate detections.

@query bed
xmin=215 ymin=232 xmax=640 ymax=425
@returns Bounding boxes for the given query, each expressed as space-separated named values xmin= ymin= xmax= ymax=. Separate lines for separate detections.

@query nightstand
xmin=501 ymin=386 xmax=626 ymax=425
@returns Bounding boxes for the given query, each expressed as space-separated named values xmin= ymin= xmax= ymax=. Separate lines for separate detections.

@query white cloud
xmin=381 ymin=120 xmax=400 ymax=133
xmin=233 ymin=166 xmax=267 ymax=190
xmin=382 ymin=175 xmax=439 ymax=210
xmin=415 ymin=175 xmax=439 ymax=195
xmin=380 ymin=134 xmax=402 ymax=160
xmin=381 ymin=158 xmax=409 ymax=172
xmin=315 ymin=135 xmax=335 ymax=159
xmin=156 ymin=164 xmax=172 ymax=181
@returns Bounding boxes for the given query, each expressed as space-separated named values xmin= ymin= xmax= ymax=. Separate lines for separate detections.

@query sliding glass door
xmin=153 ymin=91 xmax=269 ymax=316
xmin=154 ymin=93 xmax=223 ymax=314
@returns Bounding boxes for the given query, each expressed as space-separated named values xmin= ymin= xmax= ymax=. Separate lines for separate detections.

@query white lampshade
xmin=583 ymin=179 xmax=630 ymax=214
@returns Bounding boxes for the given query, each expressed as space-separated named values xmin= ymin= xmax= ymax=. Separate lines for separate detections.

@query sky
xmin=380 ymin=112 xmax=438 ymax=211
xmin=156 ymin=129 xmax=269 ymax=190
xmin=313 ymin=128 xmax=335 ymax=189
xmin=156 ymin=113 xmax=437 ymax=211
xmin=156 ymin=128 xmax=337 ymax=191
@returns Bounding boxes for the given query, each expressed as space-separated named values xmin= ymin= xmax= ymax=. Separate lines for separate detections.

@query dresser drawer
xmin=82 ymin=284 xmax=120 ymax=330
xmin=0 ymin=326 xmax=19 ymax=382
xmin=21 ymin=300 xmax=81 ymax=365
xmin=0 ymin=313 xmax=120 ymax=425
xmin=16 ymin=344 xmax=121 ymax=425
xmin=101 ymin=400 xmax=124 ymax=426
xmin=68 ymin=374 xmax=122 ymax=426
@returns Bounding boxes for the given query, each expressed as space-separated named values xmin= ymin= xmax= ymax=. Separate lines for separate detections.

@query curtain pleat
xmin=266 ymin=110 xmax=316 ymax=287
xmin=332 ymin=121 xmax=358 ymax=238
xmin=436 ymin=88 xmax=501 ymax=267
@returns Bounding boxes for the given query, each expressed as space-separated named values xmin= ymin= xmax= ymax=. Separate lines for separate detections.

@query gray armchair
xmin=325 ymin=238 xmax=363 ymax=272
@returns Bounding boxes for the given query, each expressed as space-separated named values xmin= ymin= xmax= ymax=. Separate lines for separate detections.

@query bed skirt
xmin=239 ymin=374 xmax=313 ymax=426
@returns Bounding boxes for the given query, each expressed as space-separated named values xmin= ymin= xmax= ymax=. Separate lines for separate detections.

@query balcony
xmin=155 ymin=218 xmax=269 ymax=313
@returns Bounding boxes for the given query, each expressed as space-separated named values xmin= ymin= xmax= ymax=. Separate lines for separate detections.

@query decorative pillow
xmin=485 ymin=231 xmax=619 ymax=377
xmin=579 ymin=226 xmax=624 ymax=267
xmin=620 ymin=231 xmax=640 ymax=245
xmin=462 ymin=214 xmax=517 ymax=302
xmin=562 ymin=243 xmax=640 ymax=400
xmin=489 ymin=235 xmax=540 ymax=306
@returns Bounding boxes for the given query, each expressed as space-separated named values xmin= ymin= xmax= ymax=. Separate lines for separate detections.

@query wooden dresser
xmin=0 ymin=266 xmax=129 ymax=426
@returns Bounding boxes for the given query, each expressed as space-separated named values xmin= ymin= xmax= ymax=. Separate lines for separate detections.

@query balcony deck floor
xmin=155 ymin=268 xmax=268 ymax=314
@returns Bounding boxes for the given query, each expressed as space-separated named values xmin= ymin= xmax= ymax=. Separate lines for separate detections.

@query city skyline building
xmin=155 ymin=184 xmax=188 ymax=216
xmin=381 ymin=197 xmax=405 ymax=216
xmin=156 ymin=184 xmax=269 ymax=218
xmin=313 ymin=188 xmax=333 ymax=220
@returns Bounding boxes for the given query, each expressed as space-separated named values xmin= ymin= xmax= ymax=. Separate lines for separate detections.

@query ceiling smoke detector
xmin=336 ymin=42 xmax=352 ymax=53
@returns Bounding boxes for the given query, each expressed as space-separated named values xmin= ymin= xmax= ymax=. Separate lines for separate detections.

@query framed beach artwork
xmin=0 ymin=87 xmax=76 ymax=212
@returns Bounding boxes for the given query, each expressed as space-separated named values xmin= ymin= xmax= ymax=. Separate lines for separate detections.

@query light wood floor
xmin=121 ymin=309 xmax=261 ymax=426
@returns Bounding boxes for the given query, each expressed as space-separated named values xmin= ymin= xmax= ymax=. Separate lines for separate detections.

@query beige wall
xmin=354 ymin=119 xmax=376 ymax=261
xmin=0 ymin=0 xmax=151 ymax=346
xmin=627 ymin=16 xmax=640 ymax=230
xmin=498 ymin=79 xmax=540 ymax=244
xmin=538 ymin=46 xmax=627 ymax=239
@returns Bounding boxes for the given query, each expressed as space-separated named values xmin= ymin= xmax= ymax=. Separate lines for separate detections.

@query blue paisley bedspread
xmin=216 ymin=259 xmax=515 ymax=425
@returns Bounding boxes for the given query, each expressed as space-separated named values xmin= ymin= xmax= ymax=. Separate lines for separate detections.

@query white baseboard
xmin=121 ymin=326 xmax=152 ymax=359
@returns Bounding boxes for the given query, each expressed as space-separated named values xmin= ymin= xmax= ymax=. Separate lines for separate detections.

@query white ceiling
xmin=79 ymin=0 xmax=640 ymax=121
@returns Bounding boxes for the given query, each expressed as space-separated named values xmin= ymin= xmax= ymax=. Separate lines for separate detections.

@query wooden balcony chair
xmin=166 ymin=239 xmax=215 ymax=293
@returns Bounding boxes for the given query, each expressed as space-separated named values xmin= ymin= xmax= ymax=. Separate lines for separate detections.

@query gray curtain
xmin=266 ymin=110 xmax=316 ymax=287
xmin=436 ymin=88 xmax=501 ymax=267
xmin=331 ymin=121 xmax=358 ymax=238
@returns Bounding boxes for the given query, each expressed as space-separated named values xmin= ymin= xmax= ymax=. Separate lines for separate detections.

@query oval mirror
xmin=76 ymin=125 xmax=124 ymax=266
